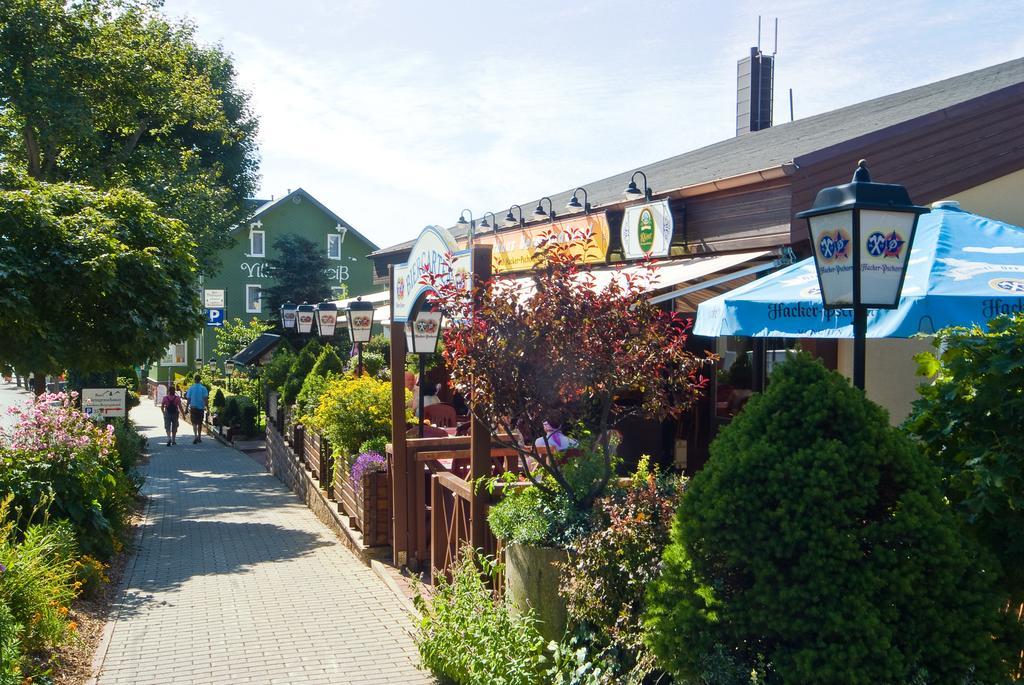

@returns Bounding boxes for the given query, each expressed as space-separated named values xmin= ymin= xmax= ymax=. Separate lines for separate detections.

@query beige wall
xmin=837 ymin=338 xmax=935 ymax=425
xmin=941 ymin=168 xmax=1024 ymax=227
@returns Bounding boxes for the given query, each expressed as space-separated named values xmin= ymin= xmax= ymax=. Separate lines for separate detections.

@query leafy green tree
xmin=0 ymin=0 xmax=259 ymax=272
xmin=262 ymin=234 xmax=335 ymax=315
xmin=907 ymin=315 xmax=1024 ymax=606
xmin=645 ymin=353 xmax=1014 ymax=685
xmin=0 ymin=168 xmax=200 ymax=384
xmin=213 ymin=317 xmax=274 ymax=361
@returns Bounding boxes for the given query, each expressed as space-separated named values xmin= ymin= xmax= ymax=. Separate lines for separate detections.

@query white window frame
xmin=246 ymin=284 xmax=262 ymax=314
xmin=249 ymin=230 xmax=265 ymax=258
xmin=161 ymin=342 xmax=187 ymax=366
xmin=327 ymin=233 xmax=342 ymax=260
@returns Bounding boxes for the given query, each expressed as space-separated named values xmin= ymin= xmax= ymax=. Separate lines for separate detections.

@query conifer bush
xmin=645 ymin=353 xmax=1013 ymax=685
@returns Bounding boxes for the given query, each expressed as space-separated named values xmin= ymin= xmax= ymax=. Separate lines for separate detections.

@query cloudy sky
xmin=162 ymin=0 xmax=1024 ymax=249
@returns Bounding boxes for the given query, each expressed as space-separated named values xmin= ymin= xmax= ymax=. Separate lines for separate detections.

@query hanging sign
xmin=621 ymin=200 xmax=673 ymax=259
xmin=82 ymin=388 xmax=127 ymax=419
xmin=392 ymin=226 xmax=471 ymax=323
xmin=473 ymin=213 xmax=610 ymax=273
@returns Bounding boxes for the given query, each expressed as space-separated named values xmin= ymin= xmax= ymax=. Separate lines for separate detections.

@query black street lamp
xmin=314 ymin=301 xmax=338 ymax=338
xmin=346 ymin=299 xmax=375 ymax=376
xmin=407 ymin=308 xmax=443 ymax=437
xmin=796 ymin=159 xmax=929 ymax=390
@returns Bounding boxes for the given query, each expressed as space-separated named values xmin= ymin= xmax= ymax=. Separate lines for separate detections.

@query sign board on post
xmin=82 ymin=388 xmax=127 ymax=419
xmin=206 ymin=308 xmax=225 ymax=327
xmin=621 ymin=200 xmax=674 ymax=260
xmin=203 ymin=289 xmax=225 ymax=308
xmin=392 ymin=226 xmax=472 ymax=323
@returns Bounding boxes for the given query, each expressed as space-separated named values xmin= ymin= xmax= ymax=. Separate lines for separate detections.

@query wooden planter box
xmin=333 ymin=464 xmax=389 ymax=547
xmin=357 ymin=470 xmax=390 ymax=547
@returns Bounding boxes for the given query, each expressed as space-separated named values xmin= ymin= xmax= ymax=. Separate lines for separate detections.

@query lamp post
xmin=796 ymin=159 xmax=928 ymax=390
xmin=346 ymin=299 xmax=375 ymax=376
xmin=407 ymin=308 xmax=443 ymax=437
xmin=566 ymin=187 xmax=590 ymax=214
xmin=224 ymin=359 xmax=235 ymax=393
xmin=624 ymin=170 xmax=653 ymax=201
xmin=456 ymin=209 xmax=475 ymax=247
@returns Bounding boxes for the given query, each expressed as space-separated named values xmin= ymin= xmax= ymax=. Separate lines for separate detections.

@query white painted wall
xmin=836 ymin=338 xmax=935 ymax=425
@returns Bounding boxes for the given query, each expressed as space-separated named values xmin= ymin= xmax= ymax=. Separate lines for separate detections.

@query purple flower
xmin=350 ymin=451 xmax=387 ymax=495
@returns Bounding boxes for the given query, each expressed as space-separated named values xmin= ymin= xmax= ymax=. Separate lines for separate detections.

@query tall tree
xmin=0 ymin=0 xmax=259 ymax=389
xmin=0 ymin=167 xmax=201 ymax=387
xmin=263 ymin=234 xmax=336 ymax=315
xmin=0 ymin=0 xmax=260 ymax=273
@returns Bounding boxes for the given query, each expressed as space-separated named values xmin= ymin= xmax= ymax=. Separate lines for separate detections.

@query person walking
xmin=183 ymin=374 xmax=210 ymax=444
xmin=161 ymin=386 xmax=183 ymax=446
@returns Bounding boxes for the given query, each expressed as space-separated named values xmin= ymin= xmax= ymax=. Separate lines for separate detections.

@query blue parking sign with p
xmin=206 ymin=308 xmax=225 ymax=327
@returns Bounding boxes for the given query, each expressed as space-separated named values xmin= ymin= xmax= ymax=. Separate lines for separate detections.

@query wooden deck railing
xmin=388 ymin=435 xmax=523 ymax=579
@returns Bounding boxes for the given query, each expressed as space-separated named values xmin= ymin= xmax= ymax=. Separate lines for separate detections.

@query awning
xmin=495 ymin=250 xmax=774 ymax=303
xmin=365 ymin=250 xmax=776 ymax=326
xmin=230 ymin=333 xmax=282 ymax=366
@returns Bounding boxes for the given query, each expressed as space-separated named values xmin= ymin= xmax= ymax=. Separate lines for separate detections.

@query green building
xmin=148 ymin=188 xmax=379 ymax=385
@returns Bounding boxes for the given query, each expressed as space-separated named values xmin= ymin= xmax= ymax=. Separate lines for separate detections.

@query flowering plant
xmin=0 ymin=392 xmax=133 ymax=559
xmin=350 ymin=451 xmax=387 ymax=495
xmin=310 ymin=375 xmax=411 ymax=457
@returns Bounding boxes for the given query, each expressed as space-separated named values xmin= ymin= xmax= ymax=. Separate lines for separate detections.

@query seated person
xmin=534 ymin=419 xmax=578 ymax=454
xmin=414 ymin=379 xmax=441 ymax=418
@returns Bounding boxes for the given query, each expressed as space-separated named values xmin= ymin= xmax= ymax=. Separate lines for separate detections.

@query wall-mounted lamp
xmin=479 ymin=211 xmax=496 ymax=232
xmin=504 ymin=204 xmax=525 ymax=228
xmin=533 ymin=197 xmax=555 ymax=221
xmin=456 ymin=209 xmax=475 ymax=245
xmin=566 ymin=187 xmax=590 ymax=213
xmin=624 ymin=170 xmax=653 ymax=201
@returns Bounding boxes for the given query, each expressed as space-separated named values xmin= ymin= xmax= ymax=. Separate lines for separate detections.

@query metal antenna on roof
xmin=757 ymin=16 xmax=761 ymax=53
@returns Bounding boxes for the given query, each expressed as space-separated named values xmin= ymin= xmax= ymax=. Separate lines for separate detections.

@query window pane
xmin=328 ymin=234 xmax=340 ymax=259
xmin=251 ymin=231 xmax=264 ymax=256
xmin=247 ymin=285 xmax=261 ymax=313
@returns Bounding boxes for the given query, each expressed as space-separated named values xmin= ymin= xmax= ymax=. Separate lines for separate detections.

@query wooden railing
xmin=389 ymin=435 xmax=523 ymax=580
xmin=302 ymin=429 xmax=332 ymax=492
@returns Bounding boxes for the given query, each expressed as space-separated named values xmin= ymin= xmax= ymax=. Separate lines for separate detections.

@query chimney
xmin=736 ymin=46 xmax=774 ymax=136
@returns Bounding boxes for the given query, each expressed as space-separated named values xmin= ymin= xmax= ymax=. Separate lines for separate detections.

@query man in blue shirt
xmin=184 ymin=374 xmax=210 ymax=444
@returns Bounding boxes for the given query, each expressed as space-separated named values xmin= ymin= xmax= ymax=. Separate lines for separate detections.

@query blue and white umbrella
xmin=694 ymin=204 xmax=1024 ymax=338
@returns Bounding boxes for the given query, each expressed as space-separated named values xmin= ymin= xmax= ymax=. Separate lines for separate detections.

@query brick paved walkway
xmin=95 ymin=401 xmax=431 ymax=685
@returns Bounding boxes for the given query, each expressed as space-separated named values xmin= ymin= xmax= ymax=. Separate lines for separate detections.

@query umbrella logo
xmin=990 ymin=278 xmax=1024 ymax=294
xmin=818 ymin=231 xmax=850 ymax=261
xmin=867 ymin=231 xmax=905 ymax=258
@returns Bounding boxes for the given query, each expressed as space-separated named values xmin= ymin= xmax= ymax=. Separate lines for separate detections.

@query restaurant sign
xmin=621 ymin=200 xmax=673 ymax=260
xmin=473 ymin=213 xmax=610 ymax=274
xmin=392 ymin=225 xmax=471 ymax=323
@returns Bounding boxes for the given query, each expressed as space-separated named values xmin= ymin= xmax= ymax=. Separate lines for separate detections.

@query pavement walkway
xmin=95 ymin=399 xmax=431 ymax=685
